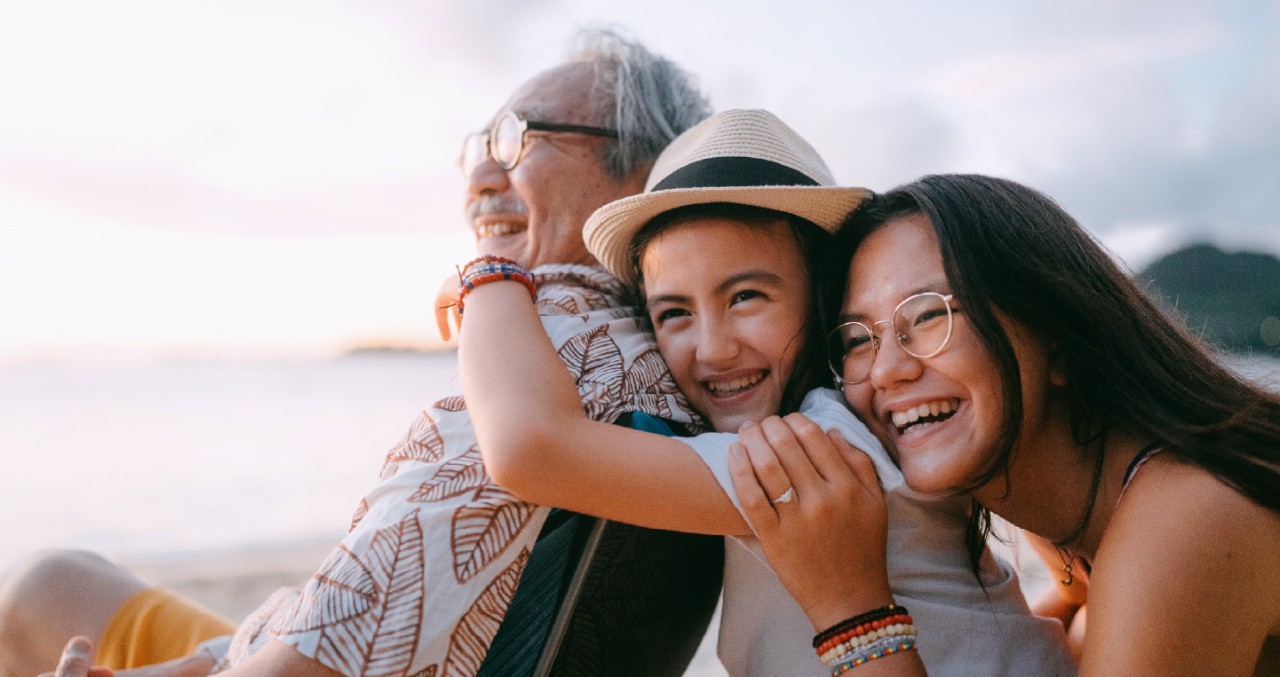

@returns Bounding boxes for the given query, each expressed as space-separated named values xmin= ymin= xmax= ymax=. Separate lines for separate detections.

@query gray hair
xmin=567 ymin=26 xmax=712 ymax=180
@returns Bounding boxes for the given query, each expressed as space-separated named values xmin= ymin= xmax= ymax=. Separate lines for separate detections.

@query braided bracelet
xmin=455 ymin=260 xmax=536 ymax=316
xmin=458 ymin=254 xmax=522 ymax=276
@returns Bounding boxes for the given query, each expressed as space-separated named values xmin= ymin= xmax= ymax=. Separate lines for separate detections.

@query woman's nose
xmin=867 ymin=332 xmax=923 ymax=388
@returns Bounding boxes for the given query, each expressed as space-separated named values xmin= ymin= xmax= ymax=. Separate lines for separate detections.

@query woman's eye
xmin=653 ymin=308 xmax=689 ymax=324
xmin=731 ymin=290 xmax=763 ymax=304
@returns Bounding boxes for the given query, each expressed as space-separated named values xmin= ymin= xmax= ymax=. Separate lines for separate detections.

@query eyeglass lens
xmin=491 ymin=113 xmax=523 ymax=169
xmin=460 ymin=112 xmax=525 ymax=177
xmin=827 ymin=292 xmax=954 ymax=384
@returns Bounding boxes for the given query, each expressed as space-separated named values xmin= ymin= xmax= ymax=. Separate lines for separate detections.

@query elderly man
xmin=2 ymin=28 xmax=720 ymax=677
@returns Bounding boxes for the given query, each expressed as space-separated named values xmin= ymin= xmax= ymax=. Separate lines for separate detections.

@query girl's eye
xmin=653 ymin=307 xmax=689 ymax=325
xmin=731 ymin=290 xmax=763 ymax=304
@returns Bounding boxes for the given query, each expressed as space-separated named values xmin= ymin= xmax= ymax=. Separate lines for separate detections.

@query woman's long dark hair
xmin=627 ymin=202 xmax=837 ymax=418
xmin=832 ymin=174 xmax=1280 ymax=579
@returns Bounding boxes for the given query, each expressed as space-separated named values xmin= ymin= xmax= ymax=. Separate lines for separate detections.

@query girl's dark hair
xmin=832 ymin=174 xmax=1280 ymax=580
xmin=627 ymin=202 xmax=837 ymax=417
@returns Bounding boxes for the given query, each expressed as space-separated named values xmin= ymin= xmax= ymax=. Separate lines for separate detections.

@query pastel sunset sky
xmin=2 ymin=0 xmax=1276 ymax=364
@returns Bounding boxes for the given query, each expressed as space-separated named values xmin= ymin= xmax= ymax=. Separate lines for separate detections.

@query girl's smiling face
xmin=640 ymin=216 xmax=812 ymax=433
xmin=839 ymin=213 xmax=1061 ymax=495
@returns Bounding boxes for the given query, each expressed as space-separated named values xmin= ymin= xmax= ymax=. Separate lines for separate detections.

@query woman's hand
xmin=729 ymin=413 xmax=895 ymax=631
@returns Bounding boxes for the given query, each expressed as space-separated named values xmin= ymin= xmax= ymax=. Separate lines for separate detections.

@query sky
xmin=2 ymin=0 xmax=1277 ymax=364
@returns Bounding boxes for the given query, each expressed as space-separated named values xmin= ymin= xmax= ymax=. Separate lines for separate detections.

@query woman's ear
xmin=1049 ymin=343 xmax=1069 ymax=387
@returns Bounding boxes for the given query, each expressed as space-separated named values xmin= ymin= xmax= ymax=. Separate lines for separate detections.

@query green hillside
xmin=1138 ymin=243 xmax=1280 ymax=354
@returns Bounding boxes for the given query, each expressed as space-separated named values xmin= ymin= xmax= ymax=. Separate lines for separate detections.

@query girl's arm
xmin=1081 ymin=456 xmax=1280 ymax=675
xmin=457 ymin=277 xmax=749 ymax=536
xmin=730 ymin=414 xmax=926 ymax=675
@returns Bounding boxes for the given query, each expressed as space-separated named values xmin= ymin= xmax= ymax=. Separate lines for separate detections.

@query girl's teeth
xmin=707 ymin=374 xmax=763 ymax=394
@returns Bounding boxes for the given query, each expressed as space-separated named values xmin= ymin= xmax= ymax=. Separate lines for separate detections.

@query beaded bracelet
xmin=813 ymin=604 xmax=909 ymax=648
xmin=818 ymin=621 xmax=916 ymax=664
xmin=816 ymin=613 xmax=913 ymax=656
xmin=829 ymin=638 xmax=917 ymax=675
xmin=455 ymin=260 xmax=536 ymax=316
xmin=829 ymin=633 xmax=916 ymax=666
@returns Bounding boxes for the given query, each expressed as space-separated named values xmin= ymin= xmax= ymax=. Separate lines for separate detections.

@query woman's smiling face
xmin=640 ymin=216 xmax=812 ymax=433
xmin=839 ymin=213 xmax=1060 ymax=495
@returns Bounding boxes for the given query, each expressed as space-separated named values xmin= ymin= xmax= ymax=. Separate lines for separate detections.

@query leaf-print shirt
xmin=216 ymin=264 xmax=704 ymax=676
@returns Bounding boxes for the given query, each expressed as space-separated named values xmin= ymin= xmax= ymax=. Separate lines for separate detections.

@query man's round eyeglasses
xmin=826 ymin=292 xmax=958 ymax=385
xmin=459 ymin=111 xmax=618 ymax=178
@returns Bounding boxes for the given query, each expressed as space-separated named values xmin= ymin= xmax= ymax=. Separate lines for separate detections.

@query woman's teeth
xmin=892 ymin=400 xmax=957 ymax=433
xmin=706 ymin=373 xmax=764 ymax=395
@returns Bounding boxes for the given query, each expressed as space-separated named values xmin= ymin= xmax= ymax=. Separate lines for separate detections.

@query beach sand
xmin=120 ymin=537 xmax=728 ymax=676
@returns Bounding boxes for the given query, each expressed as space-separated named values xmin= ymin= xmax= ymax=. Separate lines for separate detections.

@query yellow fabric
xmin=94 ymin=587 xmax=236 ymax=668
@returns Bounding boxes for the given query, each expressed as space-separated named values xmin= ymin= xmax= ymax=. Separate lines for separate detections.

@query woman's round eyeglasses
xmin=826 ymin=292 xmax=957 ymax=385
xmin=459 ymin=111 xmax=618 ymax=178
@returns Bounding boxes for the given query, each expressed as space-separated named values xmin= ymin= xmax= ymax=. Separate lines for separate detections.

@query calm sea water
xmin=2 ymin=352 xmax=1278 ymax=571
xmin=0 ymin=353 xmax=461 ymax=570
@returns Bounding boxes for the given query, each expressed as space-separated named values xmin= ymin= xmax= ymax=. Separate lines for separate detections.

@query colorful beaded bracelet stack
xmin=813 ymin=604 xmax=907 ymax=648
xmin=817 ymin=614 xmax=915 ymax=663
xmin=814 ymin=604 xmax=918 ymax=674
xmin=455 ymin=255 xmax=537 ymax=316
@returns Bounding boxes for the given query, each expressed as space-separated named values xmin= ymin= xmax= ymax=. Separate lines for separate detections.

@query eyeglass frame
xmin=826 ymin=292 xmax=957 ymax=385
xmin=459 ymin=110 xmax=619 ymax=177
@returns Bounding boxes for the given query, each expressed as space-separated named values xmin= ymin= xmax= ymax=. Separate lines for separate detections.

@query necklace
xmin=1053 ymin=544 xmax=1079 ymax=586
xmin=1052 ymin=447 xmax=1106 ymax=587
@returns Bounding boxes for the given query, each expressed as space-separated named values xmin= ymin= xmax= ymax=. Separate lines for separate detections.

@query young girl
xmin=734 ymin=174 xmax=1280 ymax=674
xmin=456 ymin=111 xmax=1074 ymax=675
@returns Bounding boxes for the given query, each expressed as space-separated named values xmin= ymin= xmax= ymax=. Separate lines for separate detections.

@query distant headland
xmin=340 ymin=344 xmax=456 ymax=358
xmin=1138 ymin=243 xmax=1280 ymax=354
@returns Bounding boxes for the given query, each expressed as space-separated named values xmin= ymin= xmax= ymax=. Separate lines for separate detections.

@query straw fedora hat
xmin=584 ymin=108 xmax=870 ymax=285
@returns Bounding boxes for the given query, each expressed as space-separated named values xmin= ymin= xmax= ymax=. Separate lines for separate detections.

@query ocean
xmin=0 ymin=352 xmax=461 ymax=569
xmin=3 ymin=352 xmax=1278 ymax=571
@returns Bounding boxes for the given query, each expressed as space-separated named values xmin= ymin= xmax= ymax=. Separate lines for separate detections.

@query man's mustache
xmin=467 ymin=195 xmax=528 ymax=221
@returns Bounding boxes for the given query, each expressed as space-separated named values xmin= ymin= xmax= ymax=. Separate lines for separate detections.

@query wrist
xmin=806 ymin=587 xmax=895 ymax=633
xmin=455 ymin=257 xmax=536 ymax=317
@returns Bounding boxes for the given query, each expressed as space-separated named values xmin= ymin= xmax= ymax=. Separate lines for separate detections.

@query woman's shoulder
xmin=1115 ymin=451 xmax=1277 ymax=529
xmin=1097 ymin=452 xmax=1280 ymax=631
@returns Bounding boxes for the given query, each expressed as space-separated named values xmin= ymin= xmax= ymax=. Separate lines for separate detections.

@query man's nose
xmin=466 ymin=155 xmax=510 ymax=198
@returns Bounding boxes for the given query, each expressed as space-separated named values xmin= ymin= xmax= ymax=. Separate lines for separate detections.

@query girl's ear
xmin=1049 ymin=343 xmax=1069 ymax=388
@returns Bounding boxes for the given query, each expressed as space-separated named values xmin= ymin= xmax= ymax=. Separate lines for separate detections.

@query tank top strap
xmin=1119 ymin=442 xmax=1163 ymax=501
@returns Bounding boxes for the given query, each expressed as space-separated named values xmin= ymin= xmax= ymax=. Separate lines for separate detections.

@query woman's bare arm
xmin=457 ymin=278 xmax=749 ymax=535
xmin=1081 ymin=456 xmax=1280 ymax=675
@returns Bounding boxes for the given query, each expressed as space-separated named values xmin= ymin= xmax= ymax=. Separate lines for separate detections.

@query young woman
xmin=734 ymin=174 xmax=1280 ymax=674
xmin=456 ymin=111 xmax=1074 ymax=675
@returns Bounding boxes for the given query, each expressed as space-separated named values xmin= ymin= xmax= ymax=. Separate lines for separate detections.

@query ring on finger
xmin=770 ymin=486 xmax=796 ymax=504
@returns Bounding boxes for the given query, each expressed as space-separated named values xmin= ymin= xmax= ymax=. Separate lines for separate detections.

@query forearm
xmin=457 ymin=278 xmax=749 ymax=534
xmin=457 ymin=280 xmax=595 ymax=483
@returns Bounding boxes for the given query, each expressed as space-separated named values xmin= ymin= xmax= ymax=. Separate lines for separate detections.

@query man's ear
xmin=1049 ymin=342 xmax=1069 ymax=388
